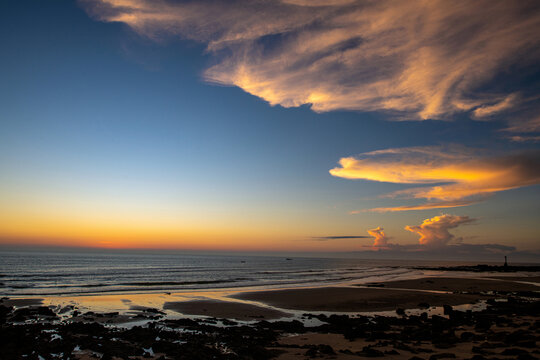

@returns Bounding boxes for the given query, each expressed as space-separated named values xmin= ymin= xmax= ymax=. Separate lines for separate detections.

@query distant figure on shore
xmin=504 ymin=256 xmax=508 ymax=271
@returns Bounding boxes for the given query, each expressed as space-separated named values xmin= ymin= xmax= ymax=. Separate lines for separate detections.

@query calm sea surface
xmin=0 ymin=249 xmax=477 ymax=297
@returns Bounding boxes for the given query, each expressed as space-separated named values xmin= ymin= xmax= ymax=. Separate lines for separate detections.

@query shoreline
xmin=2 ymin=274 xmax=540 ymax=359
xmin=4 ymin=265 xmax=539 ymax=298
xmin=3 ymin=274 xmax=539 ymax=316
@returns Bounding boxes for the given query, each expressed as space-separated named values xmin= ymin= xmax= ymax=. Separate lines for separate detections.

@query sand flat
xmin=0 ymin=298 xmax=43 ymax=307
xmin=487 ymin=275 xmax=540 ymax=283
xmin=369 ymin=276 xmax=540 ymax=292
xmin=231 ymin=286 xmax=480 ymax=312
xmin=163 ymin=299 xmax=292 ymax=320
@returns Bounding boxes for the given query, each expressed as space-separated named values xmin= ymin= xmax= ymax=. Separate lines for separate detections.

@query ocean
xmin=0 ymin=249 xmax=478 ymax=297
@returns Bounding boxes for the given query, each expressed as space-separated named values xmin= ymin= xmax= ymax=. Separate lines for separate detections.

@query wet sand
xmin=366 ymin=276 xmax=540 ymax=292
xmin=488 ymin=275 xmax=540 ymax=283
xmin=164 ymin=299 xmax=292 ymax=320
xmin=231 ymin=286 xmax=482 ymax=312
xmin=0 ymin=298 xmax=43 ymax=307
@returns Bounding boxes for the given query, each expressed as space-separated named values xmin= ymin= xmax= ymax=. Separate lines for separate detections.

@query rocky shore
xmin=1 ymin=275 xmax=539 ymax=359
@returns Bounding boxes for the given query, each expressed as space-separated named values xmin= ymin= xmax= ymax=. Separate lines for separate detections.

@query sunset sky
xmin=1 ymin=0 xmax=539 ymax=256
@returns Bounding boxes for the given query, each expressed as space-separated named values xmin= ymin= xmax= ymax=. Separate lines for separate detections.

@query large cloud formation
xmin=81 ymin=0 xmax=540 ymax=120
xmin=405 ymin=214 xmax=474 ymax=247
xmin=367 ymin=226 xmax=388 ymax=247
xmin=330 ymin=146 xmax=540 ymax=212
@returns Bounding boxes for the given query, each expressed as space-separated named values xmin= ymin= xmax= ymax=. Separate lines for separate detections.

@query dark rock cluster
xmin=1 ymin=298 xmax=539 ymax=359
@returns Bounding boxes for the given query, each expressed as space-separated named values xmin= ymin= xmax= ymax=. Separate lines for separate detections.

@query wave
xmin=118 ymin=279 xmax=235 ymax=286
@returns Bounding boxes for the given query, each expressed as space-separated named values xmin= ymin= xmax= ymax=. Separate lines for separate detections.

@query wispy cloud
xmin=348 ymin=243 xmax=521 ymax=261
xmin=501 ymin=114 xmax=540 ymax=142
xmin=404 ymin=214 xmax=475 ymax=247
xmin=81 ymin=0 xmax=540 ymax=119
xmin=503 ymin=115 xmax=540 ymax=133
xmin=330 ymin=146 xmax=540 ymax=212
xmin=472 ymin=94 xmax=519 ymax=119
xmin=367 ymin=199 xmax=482 ymax=213
xmin=310 ymin=235 xmax=370 ymax=241
xmin=508 ymin=135 xmax=540 ymax=142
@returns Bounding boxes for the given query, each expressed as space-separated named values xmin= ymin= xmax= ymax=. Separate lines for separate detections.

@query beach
xmin=2 ymin=272 xmax=540 ymax=359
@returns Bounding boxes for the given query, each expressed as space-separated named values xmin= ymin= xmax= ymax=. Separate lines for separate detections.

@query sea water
xmin=0 ymin=248 xmax=476 ymax=297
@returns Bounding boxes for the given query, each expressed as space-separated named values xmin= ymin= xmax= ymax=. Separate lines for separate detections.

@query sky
xmin=1 ymin=0 xmax=539 ymax=259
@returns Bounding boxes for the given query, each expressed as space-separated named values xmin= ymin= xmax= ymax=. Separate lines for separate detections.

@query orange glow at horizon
xmin=0 ymin=203 xmax=367 ymax=251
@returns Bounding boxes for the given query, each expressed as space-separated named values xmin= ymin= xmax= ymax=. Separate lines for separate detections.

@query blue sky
xmin=1 ymin=0 xmax=539 ymax=257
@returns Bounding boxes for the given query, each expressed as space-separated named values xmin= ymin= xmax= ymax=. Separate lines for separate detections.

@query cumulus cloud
xmin=405 ymin=214 xmax=475 ymax=247
xmin=80 ymin=0 xmax=540 ymax=119
xmin=330 ymin=146 xmax=540 ymax=212
xmin=367 ymin=226 xmax=388 ymax=247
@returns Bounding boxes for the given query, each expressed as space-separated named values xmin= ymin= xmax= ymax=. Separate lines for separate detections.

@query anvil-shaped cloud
xmin=80 ymin=0 xmax=540 ymax=120
xmin=330 ymin=146 xmax=540 ymax=212
xmin=405 ymin=214 xmax=474 ymax=247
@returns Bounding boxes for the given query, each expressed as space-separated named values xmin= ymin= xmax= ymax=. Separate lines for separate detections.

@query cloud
xmin=508 ymin=135 xmax=540 ymax=142
xmin=405 ymin=214 xmax=475 ymax=247
xmin=503 ymin=115 xmax=540 ymax=133
xmin=367 ymin=226 xmax=388 ymax=247
xmin=501 ymin=114 xmax=540 ymax=142
xmin=330 ymin=146 xmax=540 ymax=212
xmin=472 ymin=94 xmax=518 ymax=119
xmin=310 ymin=235 xmax=370 ymax=241
xmin=80 ymin=0 xmax=540 ymax=119
xmin=345 ymin=243 xmax=522 ymax=261
xmin=367 ymin=199 xmax=482 ymax=213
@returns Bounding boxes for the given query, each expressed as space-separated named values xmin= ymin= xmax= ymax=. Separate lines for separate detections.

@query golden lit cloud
xmin=330 ymin=146 xmax=540 ymax=212
xmin=405 ymin=214 xmax=474 ymax=247
xmin=473 ymin=94 xmax=518 ymax=119
xmin=367 ymin=199 xmax=481 ymax=213
xmin=81 ymin=0 xmax=540 ymax=119
xmin=367 ymin=226 xmax=388 ymax=247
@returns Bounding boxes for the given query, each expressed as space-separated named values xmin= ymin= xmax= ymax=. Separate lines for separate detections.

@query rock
xmin=471 ymin=346 xmax=492 ymax=355
xmin=501 ymin=348 xmax=530 ymax=356
xmin=304 ymin=344 xmax=335 ymax=357
xmin=517 ymin=354 xmax=539 ymax=360
xmin=443 ymin=305 xmax=453 ymax=315
xmin=318 ymin=344 xmax=335 ymax=355
xmin=467 ymin=356 xmax=487 ymax=360
xmin=430 ymin=353 xmax=456 ymax=359
xmin=304 ymin=347 xmax=318 ymax=358
xmin=516 ymin=340 xmax=537 ymax=348
xmin=358 ymin=346 xmax=384 ymax=357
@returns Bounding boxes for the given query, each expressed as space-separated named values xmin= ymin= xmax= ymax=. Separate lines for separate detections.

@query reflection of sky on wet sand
xmin=35 ymin=284 xmax=491 ymax=327
xmin=40 ymin=289 xmax=274 ymax=322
